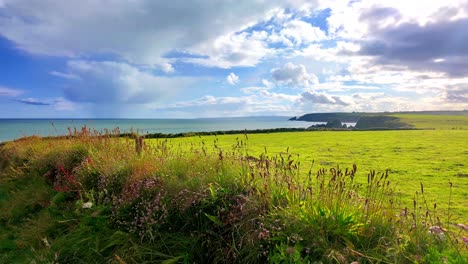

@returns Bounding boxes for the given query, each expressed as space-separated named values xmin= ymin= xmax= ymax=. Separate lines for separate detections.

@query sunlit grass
xmin=391 ymin=114 xmax=468 ymax=130
xmin=0 ymin=128 xmax=467 ymax=263
xmin=161 ymin=130 xmax=468 ymax=219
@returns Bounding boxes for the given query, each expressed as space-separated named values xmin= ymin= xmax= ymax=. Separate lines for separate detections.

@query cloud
xmin=226 ymin=72 xmax=239 ymax=85
xmin=152 ymin=89 xmax=302 ymax=117
xmin=159 ymin=63 xmax=175 ymax=73
xmin=262 ymin=79 xmax=275 ymax=88
xmin=154 ymin=87 xmax=356 ymax=118
xmin=241 ymin=86 xmax=268 ymax=94
xmin=53 ymin=98 xmax=77 ymax=111
xmin=0 ymin=86 xmax=23 ymax=97
xmin=259 ymin=90 xmax=299 ymax=102
xmin=187 ymin=31 xmax=273 ymax=68
xmin=445 ymin=85 xmax=468 ymax=103
xmin=2 ymin=0 xmax=467 ymax=117
xmin=15 ymin=97 xmax=51 ymax=105
xmin=358 ymin=17 xmax=468 ymax=76
xmin=62 ymin=60 xmax=194 ymax=104
xmin=272 ymin=62 xmax=319 ymax=88
xmin=325 ymin=0 xmax=467 ymax=39
xmin=0 ymin=0 xmax=309 ymax=67
xmin=359 ymin=7 xmax=401 ymax=23
xmin=300 ymin=90 xmax=350 ymax=106
xmin=269 ymin=20 xmax=327 ymax=46
xmin=318 ymin=1 xmax=468 ymax=77
xmin=49 ymin=71 xmax=80 ymax=80
xmin=152 ymin=95 xmax=252 ymax=117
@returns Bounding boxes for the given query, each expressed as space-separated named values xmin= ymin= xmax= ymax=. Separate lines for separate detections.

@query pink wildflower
xmin=462 ymin=237 xmax=468 ymax=244
xmin=429 ymin=226 xmax=446 ymax=234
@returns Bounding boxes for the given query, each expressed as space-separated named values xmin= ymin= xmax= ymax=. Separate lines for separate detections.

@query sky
xmin=0 ymin=0 xmax=467 ymax=118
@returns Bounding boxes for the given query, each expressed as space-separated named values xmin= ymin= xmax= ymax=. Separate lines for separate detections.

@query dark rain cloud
xmin=358 ymin=9 xmax=468 ymax=76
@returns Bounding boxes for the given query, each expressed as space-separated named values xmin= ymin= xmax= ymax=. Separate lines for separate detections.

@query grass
xmin=390 ymin=114 xmax=468 ymax=130
xmin=163 ymin=130 xmax=468 ymax=219
xmin=0 ymin=127 xmax=467 ymax=263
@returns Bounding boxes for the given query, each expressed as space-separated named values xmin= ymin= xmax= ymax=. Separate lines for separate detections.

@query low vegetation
xmin=1 ymin=128 xmax=467 ymax=263
xmin=354 ymin=116 xmax=412 ymax=130
xmin=291 ymin=111 xmax=468 ymax=130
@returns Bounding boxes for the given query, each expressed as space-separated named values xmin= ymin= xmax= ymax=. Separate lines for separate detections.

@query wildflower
xmin=462 ymin=237 xmax=468 ymax=245
xmin=456 ymin=223 xmax=468 ymax=230
xmin=82 ymin=202 xmax=93 ymax=209
xmin=429 ymin=225 xmax=446 ymax=234
xmin=42 ymin=237 xmax=50 ymax=248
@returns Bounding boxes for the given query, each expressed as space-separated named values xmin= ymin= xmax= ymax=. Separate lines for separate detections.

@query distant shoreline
xmin=4 ymin=127 xmax=422 ymax=144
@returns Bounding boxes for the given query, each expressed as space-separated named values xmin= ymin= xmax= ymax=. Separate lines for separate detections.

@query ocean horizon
xmin=0 ymin=116 xmax=317 ymax=143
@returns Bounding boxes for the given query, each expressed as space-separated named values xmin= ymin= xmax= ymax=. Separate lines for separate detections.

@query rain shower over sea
xmin=0 ymin=117 xmax=313 ymax=143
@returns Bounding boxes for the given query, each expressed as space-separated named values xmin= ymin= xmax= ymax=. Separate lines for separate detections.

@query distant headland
xmin=289 ymin=110 xmax=468 ymax=130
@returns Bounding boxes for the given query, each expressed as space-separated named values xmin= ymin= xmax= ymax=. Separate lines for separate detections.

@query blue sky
xmin=0 ymin=0 xmax=467 ymax=118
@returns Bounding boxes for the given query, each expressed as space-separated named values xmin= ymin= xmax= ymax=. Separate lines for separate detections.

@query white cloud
xmin=227 ymin=72 xmax=240 ymax=85
xmin=0 ymin=0 xmax=310 ymax=67
xmin=49 ymin=71 xmax=80 ymax=80
xmin=153 ymin=87 xmax=363 ymax=117
xmin=63 ymin=60 xmax=195 ymax=105
xmin=300 ymin=90 xmax=351 ymax=106
xmin=313 ymin=81 xmax=381 ymax=92
xmin=2 ymin=0 xmax=468 ymax=117
xmin=152 ymin=89 xmax=302 ymax=117
xmin=315 ymin=1 xmax=468 ymax=76
xmin=349 ymin=92 xmax=444 ymax=112
xmin=269 ymin=20 xmax=326 ymax=46
xmin=262 ymin=79 xmax=275 ymax=89
xmin=160 ymin=63 xmax=175 ymax=73
xmin=295 ymin=41 xmax=361 ymax=63
xmin=187 ymin=32 xmax=273 ymax=68
xmin=323 ymin=0 xmax=466 ymax=40
xmin=0 ymin=86 xmax=23 ymax=97
xmin=241 ymin=86 xmax=269 ymax=94
xmin=271 ymin=62 xmax=319 ymax=88
xmin=259 ymin=90 xmax=299 ymax=102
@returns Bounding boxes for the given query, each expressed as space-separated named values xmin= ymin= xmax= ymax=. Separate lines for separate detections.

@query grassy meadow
xmin=0 ymin=115 xmax=467 ymax=263
xmin=164 ymin=130 xmax=468 ymax=218
xmin=391 ymin=114 xmax=468 ymax=130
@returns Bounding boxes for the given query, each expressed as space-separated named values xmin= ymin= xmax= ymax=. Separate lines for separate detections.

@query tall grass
xmin=0 ymin=128 xmax=466 ymax=263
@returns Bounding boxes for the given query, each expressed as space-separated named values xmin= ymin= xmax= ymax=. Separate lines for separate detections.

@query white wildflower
xmin=42 ymin=237 xmax=50 ymax=248
xmin=82 ymin=202 xmax=93 ymax=209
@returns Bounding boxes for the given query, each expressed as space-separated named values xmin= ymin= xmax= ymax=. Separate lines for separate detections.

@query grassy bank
xmin=1 ymin=129 xmax=467 ymax=263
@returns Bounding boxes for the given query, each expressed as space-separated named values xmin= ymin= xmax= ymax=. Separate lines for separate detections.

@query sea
xmin=0 ymin=116 xmax=316 ymax=143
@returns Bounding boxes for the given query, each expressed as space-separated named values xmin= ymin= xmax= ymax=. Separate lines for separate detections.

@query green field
xmin=1 ymin=116 xmax=467 ymax=263
xmin=392 ymin=114 xmax=468 ymax=130
xmin=163 ymin=130 xmax=468 ymax=219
